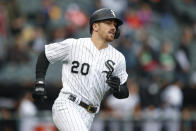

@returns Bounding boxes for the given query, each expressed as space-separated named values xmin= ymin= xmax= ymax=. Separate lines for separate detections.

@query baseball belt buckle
xmin=87 ymin=104 xmax=94 ymax=113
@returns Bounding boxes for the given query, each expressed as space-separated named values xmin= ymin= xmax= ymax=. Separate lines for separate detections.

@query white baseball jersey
xmin=45 ymin=37 xmax=128 ymax=130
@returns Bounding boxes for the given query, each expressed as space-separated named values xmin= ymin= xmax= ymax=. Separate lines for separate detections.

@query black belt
xmin=68 ymin=95 xmax=97 ymax=113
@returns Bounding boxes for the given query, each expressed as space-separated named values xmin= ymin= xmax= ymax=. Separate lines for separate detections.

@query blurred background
xmin=0 ymin=0 xmax=196 ymax=131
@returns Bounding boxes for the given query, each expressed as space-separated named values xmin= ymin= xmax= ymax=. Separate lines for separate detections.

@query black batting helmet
xmin=89 ymin=8 xmax=123 ymax=39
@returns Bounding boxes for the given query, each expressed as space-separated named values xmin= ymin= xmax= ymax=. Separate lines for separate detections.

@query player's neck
xmin=91 ymin=35 xmax=108 ymax=50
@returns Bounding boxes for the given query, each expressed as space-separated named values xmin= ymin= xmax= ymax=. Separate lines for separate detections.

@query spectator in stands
xmin=39 ymin=0 xmax=62 ymax=28
xmin=160 ymin=12 xmax=176 ymax=30
xmin=7 ymin=0 xmax=21 ymax=27
xmin=0 ymin=108 xmax=17 ymax=131
xmin=159 ymin=40 xmax=176 ymax=81
xmin=65 ymin=3 xmax=88 ymax=28
xmin=64 ymin=3 xmax=89 ymax=38
xmin=98 ymin=0 xmax=128 ymax=17
xmin=0 ymin=37 xmax=5 ymax=70
xmin=182 ymin=72 xmax=196 ymax=113
xmin=161 ymin=79 xmax=183 ymax=131
xmin=6 ymin=35 xmax=30 ymax=64
xmin=32 ymin=27 xmax=46 ymax=52
xmin=137 ymin=3 xmax=153 ymax=27
xmin=18 ymin=91 xmax=38 ymax=131
xmin=159 ymin=40 xmax=175 ymax=71
xmin=0 ymin=1 xmax=7 ymax=37
xmin=140 ymin=75 xmax=162 ymax=131
xmin=117 ymin=36 xmax=138 ymax=75
xmin=125 ymin=8 xmax=143 ymax=29
xmin=0 ymin=1 xmax=7 ymax=69
xmin=193 ymin=21 xmax=196 ymax=38
xmin=141 ymin=105 xmax=162 ymax=131
xmin=138 ymin=39 xmax=159 ymax=78
xmin=10 ymin=16 xmax=25 ymax=37
xmin=175 ymin=26 xmax=193 ymax=86
xmin=49 ymin=27 xmax=66 ymax=42
xmin=0 ymin=96 xmax=17 ymax=131
xmin=40 ymin=0 xmax=53 ymax=27
xmin=18 ymin=91 xmax=37 ymax=117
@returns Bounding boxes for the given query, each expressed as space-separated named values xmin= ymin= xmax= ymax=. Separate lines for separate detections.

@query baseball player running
xmin=32 ymin=8 xmax=129 ymax=131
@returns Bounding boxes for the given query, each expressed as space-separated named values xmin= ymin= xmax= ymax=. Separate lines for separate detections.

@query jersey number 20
xmin=71 ymin=61 xmax=90 ymax=75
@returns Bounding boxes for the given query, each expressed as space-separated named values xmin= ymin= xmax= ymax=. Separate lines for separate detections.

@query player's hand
xmin=106 ymin=76 xmax=120 ymax=92
xmin=32 ymin=80 xmax=47 ymax=102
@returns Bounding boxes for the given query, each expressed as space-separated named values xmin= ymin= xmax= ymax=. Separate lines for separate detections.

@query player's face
xmin=98 ymin=20 xmax=117 ymax=42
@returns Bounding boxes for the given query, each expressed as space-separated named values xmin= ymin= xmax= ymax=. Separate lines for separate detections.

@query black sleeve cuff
xmin=112 ymin=82 xmax=129 ymax=99
xmin=36 ymin=50 xmax=50 ymax=80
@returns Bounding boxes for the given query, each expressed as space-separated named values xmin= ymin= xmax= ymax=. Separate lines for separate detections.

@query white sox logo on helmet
xmin=110 ymin=9 xmax=116 ymax=17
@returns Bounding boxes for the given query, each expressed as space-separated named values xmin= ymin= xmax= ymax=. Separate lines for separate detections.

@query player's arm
xmin=32 ymin=50 xmax=50 ymax=101
xmin=107 ymin=76 xmax=129 ymax=99
xmin=32 ymin=39 xmax=72 ymax=101
xmin=107 ymin=54 xmax=129 ymax=99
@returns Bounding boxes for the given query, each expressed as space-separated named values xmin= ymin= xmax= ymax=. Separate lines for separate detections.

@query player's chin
xmin=106 ymin=38 xmax=114 ymax=42
xmin=106 ymin=35 xmax=115 ymax=42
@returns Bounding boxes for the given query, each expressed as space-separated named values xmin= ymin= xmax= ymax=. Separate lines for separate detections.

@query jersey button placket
xmin=89 ymin=52 xmax=99 ymax=91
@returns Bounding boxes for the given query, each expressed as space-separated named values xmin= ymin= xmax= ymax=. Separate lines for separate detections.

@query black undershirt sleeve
xmin=112 ymin=82 xmax=129 ymax=99
xmin=36 ymin=50 xmax=50 ymax=80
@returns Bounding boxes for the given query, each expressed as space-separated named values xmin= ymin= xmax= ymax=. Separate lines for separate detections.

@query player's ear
xmin=92 ymin=23 xmax=99 ymax=32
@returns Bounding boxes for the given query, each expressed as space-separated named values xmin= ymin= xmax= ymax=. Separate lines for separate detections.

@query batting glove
xmin=32 ymin=80 xmax=47 ymax=102
xmin=106 ymin=76 xmax=120 ymax=92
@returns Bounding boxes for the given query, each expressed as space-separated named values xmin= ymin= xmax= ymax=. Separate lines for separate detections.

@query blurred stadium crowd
xmin=0 ymin=0 xmax=196 ymax=131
